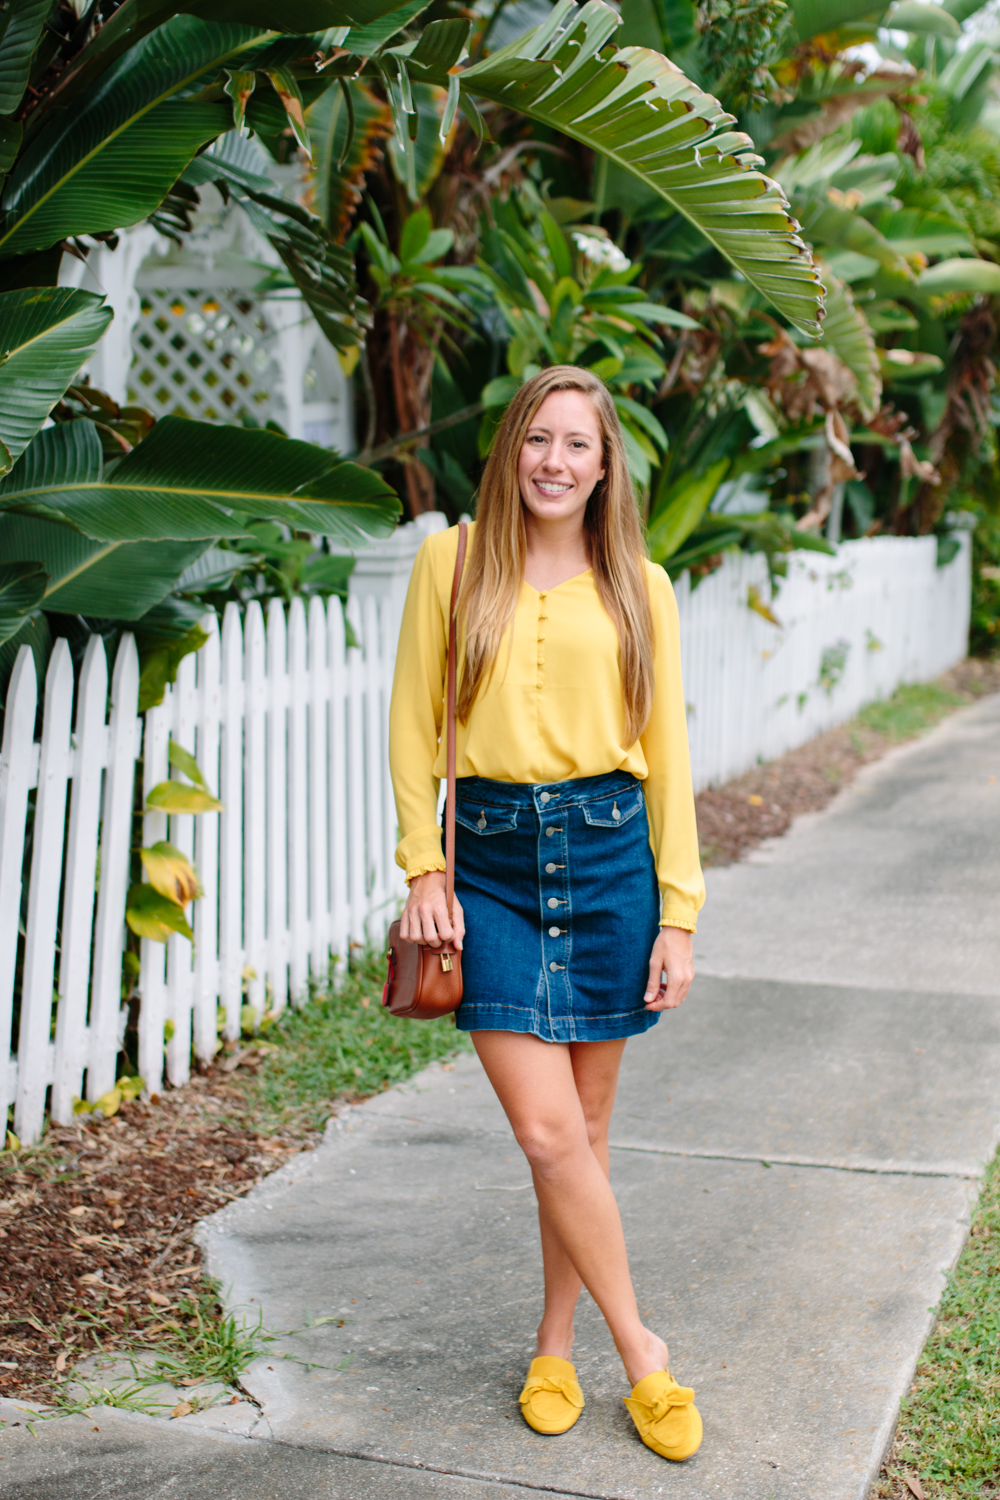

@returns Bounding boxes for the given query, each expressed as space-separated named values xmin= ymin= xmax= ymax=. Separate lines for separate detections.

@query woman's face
xmin=517 ymin=389 xmax=606 ymax=527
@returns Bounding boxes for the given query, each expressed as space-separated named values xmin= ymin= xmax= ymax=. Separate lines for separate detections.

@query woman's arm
xmin=639 ymin=567 xmax=706 ymax=934
xmin=388 ymin=535 xmax=450 ymax=883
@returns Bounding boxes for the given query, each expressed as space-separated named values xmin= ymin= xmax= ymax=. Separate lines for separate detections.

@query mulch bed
xmin=3 ymin=658 xmax=999 ymax=1410
xmin=0 ymin=1069 xmax=309 ymax=1404
xmin=695 ymin=658 xmax=1000 ymax=867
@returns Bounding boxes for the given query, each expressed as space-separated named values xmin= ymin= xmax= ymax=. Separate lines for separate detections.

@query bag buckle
xmin=440 ymin=951 xmax=453 ymax=973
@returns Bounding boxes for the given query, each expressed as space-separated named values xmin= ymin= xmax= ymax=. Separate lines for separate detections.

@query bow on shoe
xmin=520 ymin=1373 xmax=585 ymax=1411
xmin=623 ymin=1372 xmax=702 ymax=1462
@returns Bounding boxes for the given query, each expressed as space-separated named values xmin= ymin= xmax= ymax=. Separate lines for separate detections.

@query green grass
xmin=884 ymin=1147 xmax=1000 ymax=1496
xmin=234 ymin=947 xmax=473 ymax=1134
xmin=856 ymin=683 xmax=966 ymax=742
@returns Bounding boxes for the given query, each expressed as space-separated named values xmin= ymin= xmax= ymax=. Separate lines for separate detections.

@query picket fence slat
xmin=288 ymin=598 xmax=309 ymax=1002
xmin=266 ymin=599 xmax=289 ymax=1016
xmin=51 ymin=639 xmax=108 ymax=1123
xmin=218 ymin=604 xmax=244 ymax=1043
xmin=193 ymin=615 xmax=222 ymax=1065
xmin=308 ymin=596 xmax=330 ymax=981
xmin=244 ymin=602 xmax=267 ymax=1018
xmin=166 ymin=648 xmax=197 ymax=1087
xmin=88 ymin=637 xmax=140 ymax=1101
xmin=328 ymin=600 xmax=349 ymax=970
xmin=16 ymin=642 xmax=75 ymax=1142
xmin=138 ymin=697 xmax=171 ymax=1098
xmin=0 ymin=649 xmax=38 ymax=1132
xmin=0 ymin=535 xmax=973 ymax=1142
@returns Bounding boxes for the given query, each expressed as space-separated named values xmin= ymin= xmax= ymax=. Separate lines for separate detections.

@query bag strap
xmin=445 ymin=522 xmax=467 ymax=923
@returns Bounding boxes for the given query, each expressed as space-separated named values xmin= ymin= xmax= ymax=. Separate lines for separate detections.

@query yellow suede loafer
xmin=623 ymin=1370 xmax=702 ymax=1461
xmin=518 ymin=1355 xmax=585 ymax=1435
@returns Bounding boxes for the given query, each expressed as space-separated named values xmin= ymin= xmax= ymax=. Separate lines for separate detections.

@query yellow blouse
xmin=388 ymin=523 xmax=705 ymax=932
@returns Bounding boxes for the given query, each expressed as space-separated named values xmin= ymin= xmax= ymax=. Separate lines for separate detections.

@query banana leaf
xmin=0 ymin=560 xmax=47 ymax=643
xmin=0 ymin=0 xmax=50 ymax=115
xmin=450 ymin=0 xmax=824 ymax=336
xmin=817 ymin=271 xmax=881 ymax=420
xmin=0 ymin=288 xmax=113 ymax=465
xmin=0 ymin=418 xmax=400 ymax=546
xmin=0 ymin=17 xmax=279 ymax=258
xmin=306 ymin=82 xmax=392 ymax=242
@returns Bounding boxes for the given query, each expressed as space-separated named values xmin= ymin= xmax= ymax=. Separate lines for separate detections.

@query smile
xmin=534 ymin=480 xmax=572 ymax=495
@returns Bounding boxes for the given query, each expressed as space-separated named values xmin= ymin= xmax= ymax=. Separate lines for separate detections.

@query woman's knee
xmin=514 ymin=1117 xmax=587 ymax=1173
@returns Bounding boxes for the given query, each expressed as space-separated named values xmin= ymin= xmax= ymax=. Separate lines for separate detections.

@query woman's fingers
xmin=399 ymin=877 xmax=463 ymax=950
xmin=643 ymin=950 xmax=664 ymax=1006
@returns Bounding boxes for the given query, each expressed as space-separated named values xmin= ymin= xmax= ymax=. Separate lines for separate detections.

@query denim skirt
xmin=452 ymin=770 xmax=661 ymax=1042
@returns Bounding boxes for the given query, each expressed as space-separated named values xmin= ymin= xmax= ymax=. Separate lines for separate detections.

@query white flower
xmin=571 ymin=232 xmax=630 ymax=273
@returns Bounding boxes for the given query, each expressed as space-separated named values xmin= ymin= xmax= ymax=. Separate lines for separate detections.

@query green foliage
xmin=885 ymin=1145 xmax=1000 ymax=1492
xmin=857 ymin=681 xmax=966 ymax=739
xmin=232 ymin=947 xmax=472 ymax=1134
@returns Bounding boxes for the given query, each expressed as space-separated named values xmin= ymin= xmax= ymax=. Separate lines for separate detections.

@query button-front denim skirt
xmin=453 ymin=770 xmax=661 ymax=1042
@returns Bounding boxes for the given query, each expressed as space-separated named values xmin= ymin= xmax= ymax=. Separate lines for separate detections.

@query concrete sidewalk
xmin=4 ymin=694 xmax=999 ymax=1500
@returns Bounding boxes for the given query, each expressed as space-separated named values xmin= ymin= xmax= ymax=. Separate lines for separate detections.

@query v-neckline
xmin=523 ymin=568 xmax=593 ymax=596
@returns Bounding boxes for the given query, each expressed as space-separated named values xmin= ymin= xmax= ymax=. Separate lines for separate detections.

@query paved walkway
xmin=4 ymin=694 xmax=1000 ymax=1499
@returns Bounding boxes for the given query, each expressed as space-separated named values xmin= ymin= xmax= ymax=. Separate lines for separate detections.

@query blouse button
xmin=547 ymin=897 xmax=560 ymax=909
xmin=545 ymin=827 xmax=557 ymax=837
xmin=548 ymin=926 xmax=560 ymax=937
xmin=545 ymin=861 xmax=557 ymax=873
xmin=549 ymin=961 xmax=560 ymax=972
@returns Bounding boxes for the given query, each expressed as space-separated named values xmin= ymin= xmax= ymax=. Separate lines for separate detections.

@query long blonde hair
xmin=457 ymin=366 xmax=654 ymax=745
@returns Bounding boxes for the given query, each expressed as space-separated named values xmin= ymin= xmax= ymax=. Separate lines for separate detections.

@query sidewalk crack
xmin=609 ymin=1140 xmax=983 ymax=1179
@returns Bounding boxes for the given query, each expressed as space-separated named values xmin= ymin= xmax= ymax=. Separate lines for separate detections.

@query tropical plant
xmin=476 ymin=185 xmax=695 ymax=490
xmin=0 ymin=0 xmax=832 ymax=683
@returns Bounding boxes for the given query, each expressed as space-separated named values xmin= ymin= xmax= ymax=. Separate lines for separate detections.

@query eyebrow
xmin=526 ymin=426 xmax=594 ymax=437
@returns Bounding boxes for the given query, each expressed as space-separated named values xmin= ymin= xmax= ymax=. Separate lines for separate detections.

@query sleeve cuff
xmin=658 ymin=909 xmax=698 ymax=933
xmin=405 ymin=859 xmax=447 ymax=886
xmin=395 ymin=823 xmax=445 ymax=883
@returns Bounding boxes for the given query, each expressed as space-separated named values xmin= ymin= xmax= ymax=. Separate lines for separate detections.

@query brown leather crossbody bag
xmin=382 ymin=522 xmax=467 ymax=1020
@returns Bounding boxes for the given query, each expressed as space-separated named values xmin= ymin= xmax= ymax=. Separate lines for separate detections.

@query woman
xmin=388 ymin=366 xmax=705 ymax=1463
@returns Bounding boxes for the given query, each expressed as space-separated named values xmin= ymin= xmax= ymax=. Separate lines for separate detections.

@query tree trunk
xmin=388 ymin=313 xmax=437 ymax=517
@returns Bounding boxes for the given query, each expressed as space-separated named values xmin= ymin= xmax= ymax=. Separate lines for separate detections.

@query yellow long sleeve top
xmin=388 ymin=523 xmax=705 ymax=932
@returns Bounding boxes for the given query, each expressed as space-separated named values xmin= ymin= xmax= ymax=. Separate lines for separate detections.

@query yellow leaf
xmin=146 ymin=782 xmax=222 ymax=814
xmin=72 ymin=1096 xmax=93 ymax=1115
xmin=117 ymin=1075 xmax=145 ymax=1101
xmin=140 ymin=842 xmax=201 ymax=907
xmin=747 ymin=584 xmax=782 ymax=628
xmin=748 ymin=794 xmax=763 ymax=806
xmin=92 ymin=1087 xmax=123 ymax=1118
xmin=3 ymin=1130 xmax=19 ymax=1152
xmin=338 ymin=345 xmax=361 ymax=378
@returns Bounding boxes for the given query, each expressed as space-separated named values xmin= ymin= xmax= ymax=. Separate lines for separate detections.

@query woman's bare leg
xmin=472 ymin=1030 xmax=669 ymax=1388
xmin=535 ymin=1039 xmax=625 ymax=1360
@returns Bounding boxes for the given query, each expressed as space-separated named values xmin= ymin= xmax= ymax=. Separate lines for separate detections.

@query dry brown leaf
xmin=147 ymin=1291 xmax=170 ymax=1306
xmin=170 ymin=1400 xmax=193 ymax=1419
xmin=68 ymin=1205 xmax=88 ymax=1217
xmin=903 ymin=1476 xmax=926 ymax=1500
xmin=54 ymin=1352 xmax=67 ymax=1372
xmin=179 ymin=1375 xmax=205 ymax=1387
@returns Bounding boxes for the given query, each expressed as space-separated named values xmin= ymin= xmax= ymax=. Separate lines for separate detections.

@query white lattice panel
xmin=129 ymin=287 xmax=283 ymax=426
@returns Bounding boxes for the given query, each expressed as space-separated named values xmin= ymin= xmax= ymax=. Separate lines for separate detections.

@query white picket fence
xmin=1 ymin=592 xmax=401 ymax=1145
xmin=0 ymin=529 xmax=973 ymax=1144
xmin=677 ymin=533 xmax=973 ymax=790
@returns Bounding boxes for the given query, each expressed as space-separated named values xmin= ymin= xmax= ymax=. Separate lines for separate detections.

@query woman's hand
xmin=400 ymin=871 xmax=465 ymax=950
xmin=643 ymin=926 xmax=694 ymax=1011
